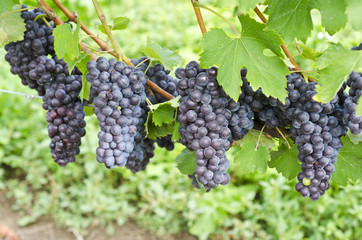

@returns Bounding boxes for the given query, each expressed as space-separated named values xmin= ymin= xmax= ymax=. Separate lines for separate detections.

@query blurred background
xmin=0 ymin=0 xmax=361 ymax=239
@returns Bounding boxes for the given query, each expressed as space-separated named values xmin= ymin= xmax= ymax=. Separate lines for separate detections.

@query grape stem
xmin=253 ymin=7 xmax=301 ymax=71
xmin=255 ymin=125 xmax=266 ymax=150
xmin=49 ymin=0 xmax=174 ymax=100
xmin=191 ymin=0 xmax=207 ymax=35
xmin=276 ymin=127 xmax=291 ymax=149
xmin=194 ymin=2 xmax=240 ymax=36
xmin=0 ymin=88 xmax=42 ymax=100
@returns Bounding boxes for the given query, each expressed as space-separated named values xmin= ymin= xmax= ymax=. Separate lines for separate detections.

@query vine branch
xmin=38 ymin=0 xmax=96 ymax=60
xmin=191 ymin=0 xmax=207 ymax=35
xmin=42 ymin=0 xmax=174 ymax=100
xmin=253 ymin=6 xmax=300 ymax=71
xmin=195 ymin=2 xmax=239 ymax=36
xmin=51 ymin=0 xmax=118 ymax=59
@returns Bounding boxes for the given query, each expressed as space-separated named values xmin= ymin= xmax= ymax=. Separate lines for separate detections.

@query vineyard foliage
xmin=0 ymin=0 xmax=361 ymax=239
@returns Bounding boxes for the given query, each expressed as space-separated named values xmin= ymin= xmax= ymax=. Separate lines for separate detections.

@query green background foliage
xmin=0 ymin=0 xmax=361 ymax=239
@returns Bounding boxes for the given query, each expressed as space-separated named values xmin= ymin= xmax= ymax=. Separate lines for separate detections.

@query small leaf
xmin=269 ymin=139 xmax=300 ymax=180
xmin=53 ymin=21 xmax=81 ymax=60
xmin=347 ymin=132 xmax=362 ymax=145
xmin=234 ymin=141 xmax=270 ymax=174
xmin=171 ymin=121 xmax=181 ymax=142
xmin=174 ymin=148 xmax=196 ymax=175
xmin=142 ymin=41 xmax=182 ymax=70
xmin=112 ymin=17 xmax=130 ymax=30
xmin=66 ymin=48 xmax=88 ymax=74
xmin=145 ymin=111 xmax=175 ymax=139
xmin=237 ymin=129 xmax=276 ymax=149
xmin=333 ymin=136 xmax=362 ymax=186
xmin=76 ymin=54 xmax=92 ymax=101
xmin=83 ymin=105 xmax=94 ymax=116
xmin=0 ymin=11 xmax=25 ymax=44
xmin=296 ymin=42 xmax=322 ymax=60
xmin=152 ymin=103 xmax=175 ymax=126
xmin=315 ymin=44 xmax=362 ymax=103
xmin=200 ymin=15 xmax=289 ymax=102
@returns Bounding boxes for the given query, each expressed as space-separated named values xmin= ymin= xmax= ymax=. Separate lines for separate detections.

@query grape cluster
xmin=156 ymin=135 xmax=175 ymax=151
xmin=343 ymin=71 xmax=362 ymax=135
xmin=4 ymin=6 xmax=55 ymax=96
xmin=86 ymin=57 xmax=153 ymax=171
xmin=176 ymin=61 xmax=255 ymax=189
xmin=275 ymin=73 xmax=345 ymax=200
xmin=42 ymin=74 xmax=86 ymax=166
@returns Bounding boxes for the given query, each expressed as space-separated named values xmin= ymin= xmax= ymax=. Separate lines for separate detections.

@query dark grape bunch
xmin=42 ymin=74 xmax=86 ymax=166
xmin=4 ymin=6 xmax=55 ymax=96
xmin=86 ymin=57 xmax=155 ymax=171
xmin=343 ymin=71 xmax=362 ymax=135
xmin=176 ymin=61 xmax=255 ymax=190
xmin=279 ymin=73 xmax=345 ymax=200
xmin=131 ymin=57 xmax=178 ymax=151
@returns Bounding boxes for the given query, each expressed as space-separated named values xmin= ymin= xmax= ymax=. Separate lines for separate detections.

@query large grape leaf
xmin=312 ymin=0 xmax=347 ymax=35
xmin=314 ymin=44 xmax=362 ymax=103
xmin=0 ymin=11 xmax=25 ymax=44
xmin=53 ymin=21 xmax=81 ymax=61
xmin=333 ymin=136 xmax=362 ymax=186
xmin=200 ymin=14 xmax=289 ymax=102
xmin=269 ymin=139 xmax=300 ymax=180
xmin=346 ymin=0 xmax=362 ymax=30
xmin=214 ymin=0 xmax=264 ymax=12
xmin=174 ymin=149 xmax=196 ymax=175
xmin=234 ymin=141 xmax=270 ymax=174
xmin=0 ymin=0 xmax=13 ymax=16
xmin=267 ymin=0 xmax=347 ymax=43
xmin=142 ymin=41 xmax=182 ymax=70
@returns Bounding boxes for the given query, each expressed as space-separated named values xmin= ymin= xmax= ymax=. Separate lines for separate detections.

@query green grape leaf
xmin=145 ymin=111 xmax=175 ymax=139
xmin=315 ymin=44 xmax=362 ymax=103
xmin=112 ymin=17 xmax=130 ymax=30
xmin=0 ymin=0 xmax=13 ymax=16
xmin=142 ymin=41 xmax=182 ymax=70
xmin=171 ymin=121 xmax=181 ymax=142
xmin=269 ymin=139 xmax=300 ymax=180
xmin=214 ymin=0 xmax=264 ymax=12
xmin=0 ymin=11 xmax=25 ymax=44
xmin=356 ymin=97 xmax=362 ymax=116
xmin=200 ymin=14 xmax=289 ymax=102
xmin=152 ymin=103 xmax=175 ymax=126
xmin=267 ymin=1 xmax=313 ymax=43
xmin=237 ymin=129 xmax=276 ymax=149
xmin=64 ymin=48 xmax=88 ymax=74
xmin=98 ymin=16 xmax=130 ymax=33
xmin=53 ymin=21 xmax=81 ymax=60
xmin=83 ymin=106 xmax=94 ymax=116
xmin=296 ymin=42 xmax=322 ymax=60
xmin=234 ymin=141 xmax=270 ymax=174
xmin=333 ymin=136 xmax=362 ymax=186
xmin=174 ymin=148 xmax=196 ymax=175
xmin=76 ymin=53 xmax=92 ymax=101
xmin=268 ymin=0 xmax=347 ymax=43
xmin=312 ymin=0 xmax=347 ymax=35
xmin=347 ymin=132 xmax=362 ymax=145
xmin=148 ymin=97 xmax=179 ymax=127
xmin=12 ymin=0 xmax=20 ymax=4
xmin=346 ymin=0 xmax=362 ymax=30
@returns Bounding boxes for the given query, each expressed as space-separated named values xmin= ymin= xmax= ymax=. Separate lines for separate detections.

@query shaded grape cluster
xmin=176 ymin=61 xmax=252 ymax=189
xmin=87 ymin=57 xmax=154 ymax=171
xmin=42 ymin=74 xmax=86 ymax=166
xmin=343 ymin=71 xmax=362 ymax=135
xmin=4 ymin=6 xmax=55 ymax=96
